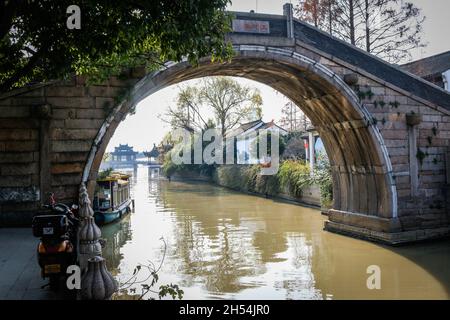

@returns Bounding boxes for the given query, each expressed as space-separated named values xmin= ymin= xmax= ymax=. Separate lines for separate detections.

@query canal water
xmin=101 ymin=166 xmax=450 ymax=300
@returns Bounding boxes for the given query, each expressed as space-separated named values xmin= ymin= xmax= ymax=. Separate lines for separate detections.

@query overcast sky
xmin=107 ymin=0 xmax=450 ymax=152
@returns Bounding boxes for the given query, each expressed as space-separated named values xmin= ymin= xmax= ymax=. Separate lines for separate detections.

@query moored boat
xmin=93 ymin=172 xmax=133 ymax=225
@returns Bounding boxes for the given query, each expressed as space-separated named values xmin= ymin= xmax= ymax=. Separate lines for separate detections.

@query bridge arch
xmin=2 ymin=11 xmax=450 ymax=242
xmin=83 ymin=45 xmax=397 ymax=224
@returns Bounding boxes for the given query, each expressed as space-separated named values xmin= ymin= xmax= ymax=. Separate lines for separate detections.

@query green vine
xmin=389 ymin=101 xmax=400 ymax=108
xmin=416 ymin=148 xmax=428 ymax=165
xmin=432 ymin=126 xmax=438 ymax=136
xmin=356 ymin=86 xmax=374 ymax=101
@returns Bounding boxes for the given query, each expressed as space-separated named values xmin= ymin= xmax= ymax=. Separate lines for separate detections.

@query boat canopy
xmin=97 ymin=172 xmax=130 ymax=182
xmin=117 ymin=179 xmax=129 ymax=185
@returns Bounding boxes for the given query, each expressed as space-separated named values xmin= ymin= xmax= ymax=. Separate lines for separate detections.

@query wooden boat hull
xmin=94 ymin=199 xmax=132 ymax=225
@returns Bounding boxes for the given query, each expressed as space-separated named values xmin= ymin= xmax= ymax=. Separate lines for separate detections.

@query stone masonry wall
xmin=0 ymin=70 xmax=144 ymax=226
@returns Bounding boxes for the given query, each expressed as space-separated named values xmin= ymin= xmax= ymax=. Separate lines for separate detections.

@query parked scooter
xmin=32 ymin=193 xmax=79 ymax=291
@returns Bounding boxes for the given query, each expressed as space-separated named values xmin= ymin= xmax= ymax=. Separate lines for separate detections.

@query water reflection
xmin=102 ymin=166 xmax=450 ymax=300
xmin=102 ymin=216 xmax=132 ymax=276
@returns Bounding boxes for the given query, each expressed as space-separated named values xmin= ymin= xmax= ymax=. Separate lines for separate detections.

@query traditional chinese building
xmin=226 ymin=119 xmax=288 ymax=164
xmin=144 ymin=143 xmax=160 ymax=163
xmin=110 ymin=144 xmax=138 ymax=163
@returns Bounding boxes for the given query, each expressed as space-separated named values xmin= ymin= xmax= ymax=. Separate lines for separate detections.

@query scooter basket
xmin=32 ymin=214 xmax=69 ymax=238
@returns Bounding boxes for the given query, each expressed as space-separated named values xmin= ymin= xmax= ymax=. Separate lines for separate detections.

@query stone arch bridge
xmin=1 ymin=7 xmax=450 ymax=244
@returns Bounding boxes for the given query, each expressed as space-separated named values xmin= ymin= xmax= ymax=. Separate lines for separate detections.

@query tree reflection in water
xmin=154 ymin=180 xmax=321 ymax=296
xmin=102 ymin=216 xmax=133 ymax=276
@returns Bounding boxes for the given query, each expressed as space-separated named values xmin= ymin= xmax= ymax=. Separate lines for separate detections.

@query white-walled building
xmin=226 ymin=119 xmax=288 ymax=164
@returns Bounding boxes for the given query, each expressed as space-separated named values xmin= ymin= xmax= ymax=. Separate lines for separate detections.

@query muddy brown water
xmin=101 ymin=166 xmax=450 ymax=300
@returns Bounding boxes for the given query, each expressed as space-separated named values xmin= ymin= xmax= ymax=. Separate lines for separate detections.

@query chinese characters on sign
xmin=232 ymin=19 xmax=270 ymax=34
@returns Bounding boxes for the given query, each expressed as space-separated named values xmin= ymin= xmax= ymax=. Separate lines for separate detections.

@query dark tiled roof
xmin=239 ymin=119 xmax=264 ymax=131
xmin=225 ymin=119 xmax=263 ymax=137
xmin=144 ymin=144 xmax=159 ymax=158
xmin=259 ymin=121 xmax=288 ymax=133
xmin=226 ymin=119 xmax=288 ymax=137
xmin=113 ymin=144 xmax=137 ymax=154
xmin=400 ymin=51 xmax=450 ymax=78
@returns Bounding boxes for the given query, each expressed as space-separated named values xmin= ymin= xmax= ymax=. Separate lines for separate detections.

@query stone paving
xmin=0 ymin=228 xmax=61 ymax=300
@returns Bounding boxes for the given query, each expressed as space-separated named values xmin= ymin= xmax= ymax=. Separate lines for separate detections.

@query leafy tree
xmin=295 ymin=0 xmax=425 ymax=63
xmin=161 ymin=77 xmax=263 ymax=136
xmin=356 ymin=0 xmax=425 ymax=62
xmin=296 ymin=0 xmax=346 ymax=38
xmin=295 ymin=0 xmax=327 ymax=29
xmin=296 ymin=0 xmax=363 ymax=45
xmin=0 ymin=0 xmax=233 ymax=92
xmin=162 ymin=86 xmax=210 ymax=132
xmin=201 ymin=77 xmax=263 ymax=136
xmin=333 ymin=0 xmax=359 ymax=45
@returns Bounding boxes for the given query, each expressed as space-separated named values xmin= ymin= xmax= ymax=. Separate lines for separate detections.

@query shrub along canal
xmin=101 ymin=166 xmax=450 ymax=299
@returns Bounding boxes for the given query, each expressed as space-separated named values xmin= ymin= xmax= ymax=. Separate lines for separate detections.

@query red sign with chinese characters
xmin=232 ymin=19 xmax=270 ymax=34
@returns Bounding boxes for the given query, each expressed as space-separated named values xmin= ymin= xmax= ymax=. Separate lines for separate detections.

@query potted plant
xmin=406 ymin=111 xmax=422 ymax=126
